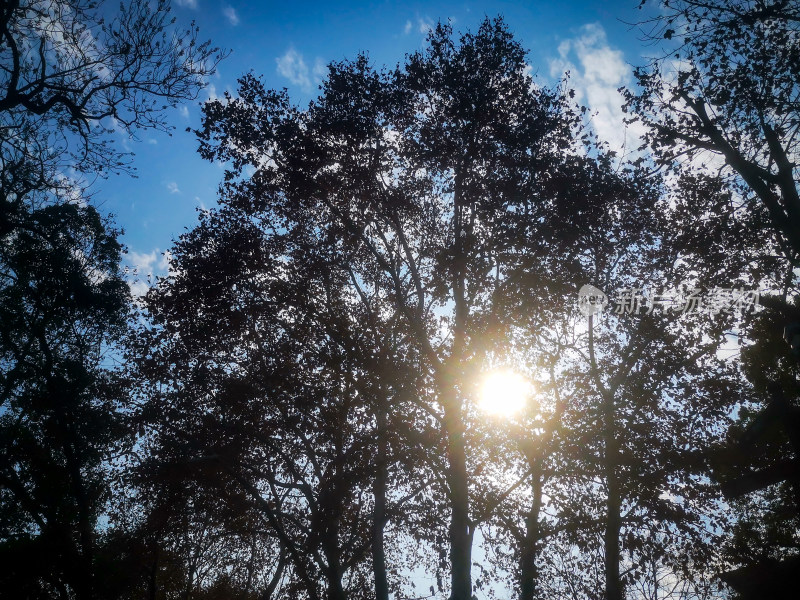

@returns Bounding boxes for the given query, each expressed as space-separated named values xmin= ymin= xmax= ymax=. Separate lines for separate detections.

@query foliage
xmin=627 ymin=0 xmax=800 ymax=595
xmin=0 ymin=1 xmax=222 ymax=598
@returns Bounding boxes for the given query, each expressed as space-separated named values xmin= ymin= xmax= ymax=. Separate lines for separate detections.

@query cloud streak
xmin=127 ymin=250 xmax=172 ymax=297
xmin=223 ymin=5 xmax=239 ymax=26
xmin=276 ymin=48 xmax=324 ymax=93
xmin=549 ymin=24 xmax=645 ymax=156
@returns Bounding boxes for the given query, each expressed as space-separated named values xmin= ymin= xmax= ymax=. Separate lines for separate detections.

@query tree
xmin=0 ymin=1 xmax=223 ymax=597
xmin=0 ymin=201 xmax=130 ymax=598
xmin=134 ymin=203 xmax=434 ymax=599
xmin=627 ymin=0 xmax=800 ymax=261
xmin=474 ymin=159 xmax=750 ymax=600
xmin=627 ymin=2 xmax=800 ymax=595
xmin=178 ymin=16 xmax=743 ymax=599
xmin=185 ymin=18 xmax=604 ymax=598
xmin=0 ymin=0 xmax=224 ymax=206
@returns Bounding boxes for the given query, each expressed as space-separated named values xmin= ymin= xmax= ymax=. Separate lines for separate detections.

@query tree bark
xmin=445 ymin=168 xmax=473 ymax=600
xmin=323 ymin=541 xmax=347 ymax=600
xmin=588 ymin=315 xmax=623 ymax=600
xmin=519 ymin=467 xmax=543 ymax=600
xmin=603 ymin=438 xmax=623 ymax=600
xmin=443 ymin=391 xmax=473 ymax=600
xmin=372 ymin=405 xmax=390 ymax=600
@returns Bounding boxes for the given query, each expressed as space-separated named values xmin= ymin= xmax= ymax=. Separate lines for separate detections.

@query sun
xmin=478 ymin=370 xmax=530 ymax=418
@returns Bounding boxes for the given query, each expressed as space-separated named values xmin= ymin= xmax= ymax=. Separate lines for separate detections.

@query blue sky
xmin=107 ymin=0 xmax=658 ymax=293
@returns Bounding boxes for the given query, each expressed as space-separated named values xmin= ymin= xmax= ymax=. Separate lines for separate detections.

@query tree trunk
xmin=65 ymin=444 xmax=94 ymax=600
xmin=604 ymin=452 xmax=623 ymax=600
xmin=445 ymin=168 xmax=473 ymax=600
xmin=520 ymin=468 xmax=543 ymax=600
xmin=52 ymin=380 xmax=94 ymax=600
xmin=602 ymin=388 xmax=623 ymax=600
xmin=589 ymin=315 xmax=623 ymax=600
xmin=148 ymin=545 xmax=159 ymax=600
xmin=444 ymin=396 xmax=472 ymax=600
xmin=323 ymin=527 xmax=347 ymax=600
xmin=324 ymin=426 xmax=347 ymax=600
xmin=372 ymin=406 xmax=390 ymax=600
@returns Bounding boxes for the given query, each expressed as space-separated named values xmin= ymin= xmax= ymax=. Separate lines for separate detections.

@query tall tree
xmin=627 ymin=0 xmax=799 ymax=259
xmin=627 ymin=1 xmax=800 ymax=595
xmin=0 ymin=201 xmax=130 ymax=598
xmin=133 ymin=202 xmax=432 ymax=599
xmin=0 ymin=1 xmax=223 ymax=597
xmin=476 ymin=159 xmax=748 ymax=600
xmin=188 ymin=19 xmax=598 ymax=598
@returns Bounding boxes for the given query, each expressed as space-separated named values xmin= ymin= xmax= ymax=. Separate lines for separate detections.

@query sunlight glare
xmin=479 ymin=370 xmax=530 ymax=418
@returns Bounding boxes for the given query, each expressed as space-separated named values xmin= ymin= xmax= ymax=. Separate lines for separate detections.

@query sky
xmin=92 ymin=4 xmax=710 ymax=596
xmin=106 ymin=0 xmax=660 ymax=293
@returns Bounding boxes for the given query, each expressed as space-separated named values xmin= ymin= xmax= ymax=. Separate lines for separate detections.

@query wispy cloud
xmin=549 ymin=23 xmax=645 ymax=156
xmin=175 ymin=0 xmax=197 ymax=8
xmin=223 ymin=5 xmax=239 ymax=26
xmin=127 ymin=250 xmax=157 ymax=297
xmin=126 ymin=250 xmax=174 ymax=297
xmin=178 ymin=105 xmax=190 ymax=119
xmin=403 ymin=17 xmax=433 ymax=36
xmin=313 ymin=58 xmax=326 ymax=80
xmin=130 ymin=250 xmax=157 ymax=272
xmin=276 ymin=48 xmax=324 ymax=93
xmin=166 ymin=181 xmax=180 ymax=194
xmin=205 ymin=84 xmax=220 ymax=103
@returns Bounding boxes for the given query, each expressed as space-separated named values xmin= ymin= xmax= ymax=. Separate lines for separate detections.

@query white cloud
xmin=158 ymin=250 xmax=173 ymax=272
xmin=175 ymin=0 xmax=197 ymax=8
xmin=166 ymin=181 xmax=180 ymax=194
xmin=147 ymin=138 xmax=157 ymax=145
xmin=222 ymin=5 xmax=239 ymax=26
xmin=418 ymin=17 xmax=433 ymax=34
xmin=404 ymin=20 xmax=412 ymax=34
xmin=179 ymin=105 xmax=190 ymax=119
xmin=549 ymin=23 xmax=646 ymax=156
xmin=130 ymin=250 xmax=157 ymax=272
xmin=128 ymin=280 xmax=150 ymax=297
xmin=127 ymin=250 xmax=157 ymax=297
xmin=52 ymin=171 xmax=86 ymax=205
xmin=313 ymin=58 xmax=327 ymax=80
xmin=205 ymin=84 xmax=219 ymax=103
xmin=276 ymin=48 xmax=324 ymax=93
xmin=126 ymin=249 xmax=176 ymax=297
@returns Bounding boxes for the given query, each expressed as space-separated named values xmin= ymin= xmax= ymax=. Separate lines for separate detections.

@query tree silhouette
xmin=0 ymin=201 xmax=130 ymax=598
xmin=0 ymin=0 xmax=224 ymax=204
xmin=129 ymin=16 xmax=752 ymax=600
xmin=627 ymin=2 xmax=800 ymax=597
xmin=0 ymin=1 xmax=222 ymax=597
xmin=183 ymin=18 xmax=606 ymax=598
